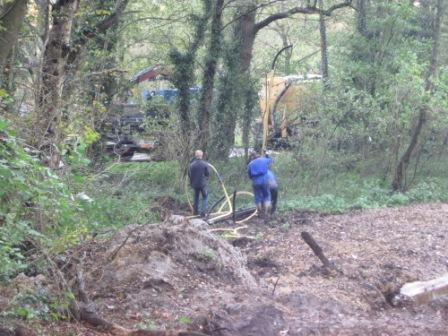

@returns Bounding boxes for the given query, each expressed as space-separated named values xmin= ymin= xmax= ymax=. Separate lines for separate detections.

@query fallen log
xmin=301 ymin=231 xmax=333 ymax=269
xmin=393 ymin=273 xmax=448 ymax=305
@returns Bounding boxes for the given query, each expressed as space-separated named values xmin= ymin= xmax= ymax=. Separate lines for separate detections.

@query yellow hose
xmin=185 ymin=163 xmax=257 ymax=224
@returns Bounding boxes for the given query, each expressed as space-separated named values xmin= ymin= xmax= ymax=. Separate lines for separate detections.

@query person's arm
xmin=247 ymin=163 xmax=252 ymax=178
xmin=204 ymin=162 xmax=209 ymax=177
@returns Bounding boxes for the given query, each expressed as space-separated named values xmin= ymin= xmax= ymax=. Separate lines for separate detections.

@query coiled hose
xmin=186 ymin=163 xmax=257 ymax=224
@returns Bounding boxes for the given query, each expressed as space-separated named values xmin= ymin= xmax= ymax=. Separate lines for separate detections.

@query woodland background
xmin=0 ymin=0 xmax=447 ymax=314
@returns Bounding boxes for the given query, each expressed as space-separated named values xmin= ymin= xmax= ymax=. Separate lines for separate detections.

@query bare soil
xmin=3 ymin=204 xmax=448 ymax=335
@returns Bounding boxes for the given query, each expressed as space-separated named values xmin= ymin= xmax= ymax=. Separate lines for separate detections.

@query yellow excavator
xmin=258 ymin=46 xmax=321 ymax=152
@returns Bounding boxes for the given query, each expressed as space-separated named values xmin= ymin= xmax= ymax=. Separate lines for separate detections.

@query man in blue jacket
xmin=247 ymin=152 xmax=272 ymax=216
xmin=188 ymin=150 xmax=209 ymax=217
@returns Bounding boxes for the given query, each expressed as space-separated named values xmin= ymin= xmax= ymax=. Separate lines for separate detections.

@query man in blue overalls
xmin=247 ymin=152 xmax=272 ymax=217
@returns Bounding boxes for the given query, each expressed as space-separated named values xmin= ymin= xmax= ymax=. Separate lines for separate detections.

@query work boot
xmin=263 ymin=202 xmax=272 ymax=223
xmin=256 ymin=205 xmax=264 ymax=219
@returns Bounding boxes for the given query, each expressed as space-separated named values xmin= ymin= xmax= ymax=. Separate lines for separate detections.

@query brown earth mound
xmin=2 ymin=204 xmax=448 ymax=335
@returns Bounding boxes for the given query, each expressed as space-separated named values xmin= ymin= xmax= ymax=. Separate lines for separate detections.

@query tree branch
xmin=66 ymin=0 xmax=129 ymax=65
xmin=95 ymin=0 xmax=129 ymax=33
xmin=254 ymin=0 xmax=353 ymax=33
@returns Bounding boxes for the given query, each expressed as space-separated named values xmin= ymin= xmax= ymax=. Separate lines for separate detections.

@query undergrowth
xmin=2 ymin=113 xmax=448 ymax=284
xmin=0 ymin=120 xmax=94 ymax=280
xmin=88 ymin=151 xmax=448 ymax=221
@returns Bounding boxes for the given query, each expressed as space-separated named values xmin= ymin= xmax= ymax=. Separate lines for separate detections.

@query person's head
xmin=195 ymin=149 xmax=204 ymax=160
xmin=248 ymin=151 xmax=259 ymax=162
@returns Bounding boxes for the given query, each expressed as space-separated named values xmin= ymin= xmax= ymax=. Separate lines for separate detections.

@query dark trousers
xmin=193 ymin=186 xmax=207 ymax=216
xmin=270 ymin=187 xmax=278 ymax=214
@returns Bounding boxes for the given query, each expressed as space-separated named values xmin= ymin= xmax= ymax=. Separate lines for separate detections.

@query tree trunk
xmin=197 ymin=0 xmax=224 ymax=152
xmin=35 ymin=0 xmax=50 ymax=44
xmin=35 ymin=0 xmax=129 ymax=149
xmin=356 ymin=0 xmax=368 ymax=36
xmin=236 ymin=7 xmax=257 ymax=158
xmin=319 ymin=0 xmax=329 ymax=86
xmin=242 ymin=80 xmax=257 ymax=159
xmin=168 ymin=0 xmax=211 ymax=174
xmin=0 ymin=0 xmax=28 ymax=82
xmin=392 ymin=0 xmax=444 ymax=191
xmin=35 ymin=0 xmax=80 ymax=147
xmin=211 ymin=5 xmax=256 ymax=160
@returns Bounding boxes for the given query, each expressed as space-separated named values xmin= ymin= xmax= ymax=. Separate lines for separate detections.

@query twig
xmin=272 ymin=276 xmax=280 ymax=295
xmin=107 ymin=227 xmax=139 ymax=261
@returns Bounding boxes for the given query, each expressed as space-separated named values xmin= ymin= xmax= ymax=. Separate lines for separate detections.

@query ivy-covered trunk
xmin=34 ymin=0 xmax=129 ymax=152
xmin=197 ymin=0 xmax=224 ymax=153
xmin=35 ymin=0 xmax=80 ymax=148
xmin=169 ymin=0 xmax=211 ymax=174
xmin=211 ymin=5 xmax=256 ymax=160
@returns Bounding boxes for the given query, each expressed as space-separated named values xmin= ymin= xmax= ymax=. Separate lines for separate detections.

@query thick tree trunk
xmin=36 ymin=0 xmax=80 ymax=147
xmin=392 ymin=0 xmax=444 ymax=191
xmin=0 ymin=0 xmax=28 ymax=82
xmin=35 ymin=0 xmax=129 ymax=149
xmin=197 ymin=0 xmax=224 ymax=152
xmin=169 ymin=0 xmax=211 ymax=174
xmin=212 ymin=5 xmax=256 ymax=159
xmin=237 ymin=8 xmax=257 ymax=157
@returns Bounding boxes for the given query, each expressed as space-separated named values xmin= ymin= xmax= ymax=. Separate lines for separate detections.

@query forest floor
xmin=3 ymin=203 xmax=448 ymax=335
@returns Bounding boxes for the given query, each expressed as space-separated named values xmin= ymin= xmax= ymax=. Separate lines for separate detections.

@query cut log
xmin=301 ymin=231 xmax=333 ymax=269
xmin=395 ymin=273 xmax=448 ymax=305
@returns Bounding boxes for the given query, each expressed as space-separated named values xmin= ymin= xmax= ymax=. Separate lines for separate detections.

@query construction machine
xmin=257 ymin=46 xmax=321 ymax=152
xmin=105 ymin=65 xmax=188 ymax=160
xmin=258 ymin=73 xmax=321 ymax=151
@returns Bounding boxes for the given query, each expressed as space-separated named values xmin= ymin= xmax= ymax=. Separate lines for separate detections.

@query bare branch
xmin=254 ymin=0 xmax=353 ymax=33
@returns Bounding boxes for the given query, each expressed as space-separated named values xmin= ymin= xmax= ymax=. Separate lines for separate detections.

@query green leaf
xmin=0 ymin=119 xmax=7 ymax=130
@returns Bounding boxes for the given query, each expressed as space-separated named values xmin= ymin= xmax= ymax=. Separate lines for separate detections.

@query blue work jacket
xmin=247 ymin=156 xmax=272 ymax=185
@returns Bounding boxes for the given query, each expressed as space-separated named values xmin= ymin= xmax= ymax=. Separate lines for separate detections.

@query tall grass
xmin=86 ymin=152 xmax=448 ymax=227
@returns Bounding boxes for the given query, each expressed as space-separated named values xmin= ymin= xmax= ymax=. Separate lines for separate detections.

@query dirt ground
xmin=3 ymin=203 xmax=448 ymax=335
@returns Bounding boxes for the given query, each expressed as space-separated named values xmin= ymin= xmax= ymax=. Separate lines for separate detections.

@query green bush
xmin=0 ymin=120 xmax=89 ymax=279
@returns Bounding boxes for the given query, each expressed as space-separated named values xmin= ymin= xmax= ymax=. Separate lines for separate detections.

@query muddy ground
xmin=2 ymin=204 xmax=448 ymax=335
